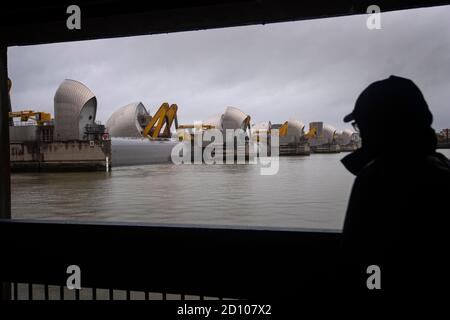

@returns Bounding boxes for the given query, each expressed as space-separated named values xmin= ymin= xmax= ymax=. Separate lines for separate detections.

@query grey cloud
xmin=7 ymin=5 xmax=450 ymax=131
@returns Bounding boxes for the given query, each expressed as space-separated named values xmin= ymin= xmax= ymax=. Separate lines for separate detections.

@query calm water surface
xmin=12 ymin=150 xmax=450 ymax=230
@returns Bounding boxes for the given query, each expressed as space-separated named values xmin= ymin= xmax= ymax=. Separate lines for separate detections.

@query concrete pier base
xmin=279 ymin=143 xmax=310 ymax=156
xmin=311 ymin=144 xmax=341 ymax=153
xmin=340 ymin=144 xmax=359 ymax=152
xmin=10 ymin=140 xmax=111 ymax=172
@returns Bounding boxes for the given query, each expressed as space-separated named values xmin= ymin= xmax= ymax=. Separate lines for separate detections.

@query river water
xmin=11 ymin=149 xmax=450 ymax=230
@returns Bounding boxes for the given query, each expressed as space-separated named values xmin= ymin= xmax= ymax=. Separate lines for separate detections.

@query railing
xmin=0 ymin=219 xmax=342 ymax=300
xmin=9 ymin=283 xmax=230 ymax=301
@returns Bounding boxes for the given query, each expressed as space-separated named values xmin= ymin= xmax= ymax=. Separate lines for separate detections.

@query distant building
xmin=279 ymin=119 xmax=306 ymax=145
xmin=437 ymin=129 xmax=450 ymax=148
xmin=308 ymin=122 xmax=340 ymax=153
xmin=273 ymin=118 xmax=310 ymax=156
xmin=438 ymin=129 xmax=450 ymax=142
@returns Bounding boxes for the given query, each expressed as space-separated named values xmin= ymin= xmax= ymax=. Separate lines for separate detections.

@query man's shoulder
xmin=356 ymin=152 xmax=450 ymax=182
xmin=425 ymin=152 xmax=450 ymax=173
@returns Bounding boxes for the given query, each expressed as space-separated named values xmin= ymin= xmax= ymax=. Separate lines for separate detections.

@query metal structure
xmin=142 ymin=103 xmax=178 ymax=139
xmin=322 ymin=124 xmax=338 ymax=144
xmin=106 ymin=102 xmax=178 ymax=139
xmin=307 ymin=122 xmax=341 ymax=153
xmin=106 ymin=102 xmax=149 ymax=138
xmin=221 ymin=106 xmax=251 ymax=131
xmin=279 ymin=118 xmax=306 ymax=144
xmin=308 ymin=122 xmax=337 ymax=145
xmin=340 ymin=129 xmax=360 ymax=146
xmin=53 ymin=79 xmax=97 ymax=141
xmin=105 ymin=102 xmax=179 ymax=167
xmin=176 ymin=106 xmax=252 ymax=160
xmin=337 ymin=128 xmax=361 ymax=151
xmin=274 ymin=118 xmax=311 ymax=156
xmin=111 ymin=138 xmax=178 ymax=166
xmin=178 ymin=106 xmax=251 ymax=141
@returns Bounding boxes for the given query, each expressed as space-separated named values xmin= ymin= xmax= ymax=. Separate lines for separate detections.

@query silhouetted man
xmin=340 ymin=75 xmax=450 ymax=295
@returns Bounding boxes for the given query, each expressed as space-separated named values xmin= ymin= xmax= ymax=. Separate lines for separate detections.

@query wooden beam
xmin=1 ymin=1 xmax=450 ymax=47
xmin=0 ymin=220 xmax=341 ymax=299
xmin=0 ymin=46 xmax=11 ymax=220
xmin=0 ymin=45 xmax=11 ymax=301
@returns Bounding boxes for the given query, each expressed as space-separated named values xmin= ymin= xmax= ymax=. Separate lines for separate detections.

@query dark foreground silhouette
xmin=340 ymin=75 xmax=450 ymax=295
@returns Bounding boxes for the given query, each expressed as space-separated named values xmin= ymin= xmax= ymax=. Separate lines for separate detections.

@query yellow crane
xmin=7 ymin=78 xmax=52 ymax=126
xmin=142 ymin=102 xmax=179 ymax=139
xmin=9 ymin=110 xmax=52 ymax=126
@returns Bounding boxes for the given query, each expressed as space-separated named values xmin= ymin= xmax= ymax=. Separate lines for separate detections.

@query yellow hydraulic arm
xmin=142 ymin=103 xmax=178 ymax=139
xmin=278 ymin=121 xmax=289 ymax=137
xmin=304 ymin=127 xmax=317 ymax=139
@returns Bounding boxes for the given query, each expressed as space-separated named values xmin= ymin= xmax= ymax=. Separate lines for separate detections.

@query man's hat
xmin=344 ymin=75 xmax=433 ymax=128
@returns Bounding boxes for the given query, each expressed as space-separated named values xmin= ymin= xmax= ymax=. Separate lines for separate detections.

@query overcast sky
xmin=7 ymin=5 xmax=450 ymax=131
